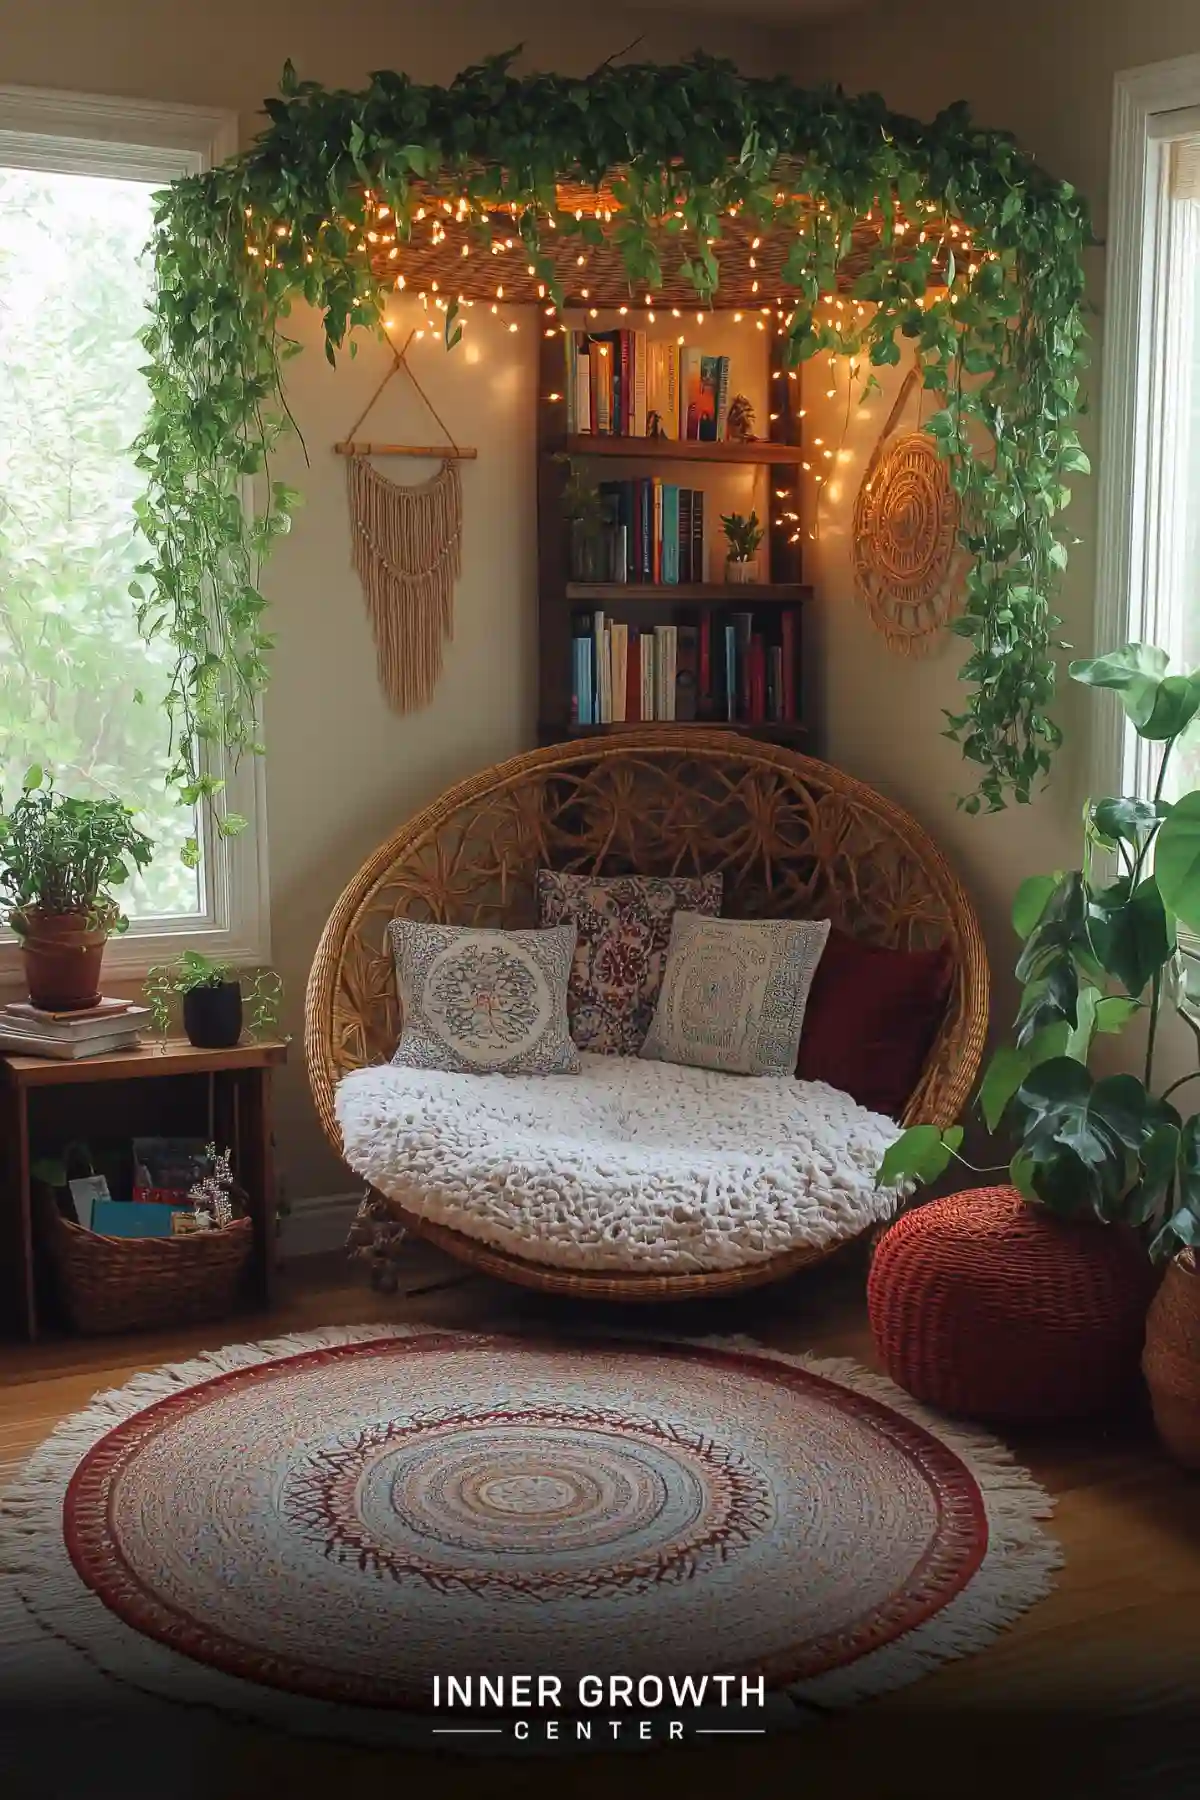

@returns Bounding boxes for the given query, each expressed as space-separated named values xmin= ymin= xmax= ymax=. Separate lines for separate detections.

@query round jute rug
xmin=0 ymin=1327 xmax=1060 ymax=1750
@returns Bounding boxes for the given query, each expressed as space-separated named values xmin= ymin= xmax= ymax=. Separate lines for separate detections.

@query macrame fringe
xmin=0 ymin=1325 xmax=1060 ymax=1754
xmin=346 ymin=455 xmax=462 ymax=712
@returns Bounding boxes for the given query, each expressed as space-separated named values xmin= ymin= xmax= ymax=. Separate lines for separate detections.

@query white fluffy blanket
xmin=335 ymin=1056 xmax=904 ymax=1275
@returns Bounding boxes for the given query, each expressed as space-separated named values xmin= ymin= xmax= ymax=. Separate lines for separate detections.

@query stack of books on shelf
xmin=571 ymin=608 xmax=800 ymax=727
xmin=566 ymin=329 xmax=733 ymax=441
xmin=588 ymin=481 xmax=708 ymax=585
xmin=0 ymin=997 xmax=151 ymax=1060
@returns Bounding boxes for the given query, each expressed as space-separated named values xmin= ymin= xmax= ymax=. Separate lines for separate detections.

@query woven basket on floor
xmin=867 ymin=1185 xmax=1158 ymax=1422
xmin=37 ymin=1189 xmax=253 ymax=1335
xmin=1143 ymin=1253 xmax=1200 ymax=1469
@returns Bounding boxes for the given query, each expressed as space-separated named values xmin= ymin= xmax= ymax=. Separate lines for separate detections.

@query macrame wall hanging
xmin=335 ymin=330 xmax=476 ymax=712
xmin=851 ymin=366 xmax=967 ymax=656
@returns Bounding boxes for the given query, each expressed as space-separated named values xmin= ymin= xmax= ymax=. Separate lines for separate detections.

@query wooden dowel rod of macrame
xmin=334 ymin=441 xmax=478 ymax=458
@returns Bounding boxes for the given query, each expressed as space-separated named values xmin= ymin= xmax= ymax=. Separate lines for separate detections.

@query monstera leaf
xmin=1071 ymin=643 xmax=1200 ymax=740
xmin=1155 ymin=790 xmax=1200 ymax=936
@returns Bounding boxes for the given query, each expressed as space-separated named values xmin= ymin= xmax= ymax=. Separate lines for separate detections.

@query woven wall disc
xmin=852 ymin=426 xmax=964 ymax=656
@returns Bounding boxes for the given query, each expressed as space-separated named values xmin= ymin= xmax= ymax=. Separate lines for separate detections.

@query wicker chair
xmin=306 ymin=728 xmax=988 ymax=1301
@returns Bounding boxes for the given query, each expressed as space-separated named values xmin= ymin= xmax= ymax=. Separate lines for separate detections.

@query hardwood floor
xmin=2 ymin=1242 xmax=1198 ymax=1800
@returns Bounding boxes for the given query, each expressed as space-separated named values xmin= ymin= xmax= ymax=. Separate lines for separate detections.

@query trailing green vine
xmin=138 ymin=50 xmax=1089 ymax=817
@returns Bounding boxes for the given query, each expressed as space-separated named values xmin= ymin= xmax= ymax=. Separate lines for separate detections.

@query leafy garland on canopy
xmin=134 ymin=51 xmax=1089 ymax=844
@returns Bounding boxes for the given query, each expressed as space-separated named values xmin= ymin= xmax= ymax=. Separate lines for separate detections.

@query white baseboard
xmin=281 ymin=1190 xmax=361 ymax=1258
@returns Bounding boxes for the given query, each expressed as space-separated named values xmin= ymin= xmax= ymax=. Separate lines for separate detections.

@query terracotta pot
xmin=182 ymin=980 xmax=243 ymax=1049
xmin=1143 ymin=1254 xmax=1200 ymax=1469
xmin=14 ymin=909 xmax=109 ymax=1012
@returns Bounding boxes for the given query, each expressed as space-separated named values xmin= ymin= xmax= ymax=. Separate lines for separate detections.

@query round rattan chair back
xmin=305 ymin=729 xmax=988 ymax=1299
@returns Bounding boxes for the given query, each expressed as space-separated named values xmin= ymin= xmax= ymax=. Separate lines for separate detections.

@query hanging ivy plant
xmin=136 ymin=50 xmax=1089 ymax=830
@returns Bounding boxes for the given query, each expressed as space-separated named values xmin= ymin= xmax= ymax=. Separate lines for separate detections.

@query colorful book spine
xmin=633 ymin=331 xmax=648 ymax=437
xmin=681 ymin=349 xmax=704 ymax=439
xmin=663 ymin=344 xmax=680 ymax=439
xmin=724 ymin=625 xmax=737 ymax=721
xmin=652 ymin=478 xmax=663 ymax=584
xmin=676 ymin=626 xmax=698 ymax=721
xmin=733 ymin=612 xmax=754 ymax=719
xmin=781 ymin=609 xmax=797 ymax=721
xmin=641 ymin=632 xmax=656 ymax=720
xmin=610 ymin=621 xmax=628 ymax=724
xmin=678 ymin=489 xmax=693 ymax=583
xmin=662 ymin=485 xmax=679 ymax=584
xmin=627 ymin=628 xmax=641 ymax=722
xmin=618 ymin=331 xmax=631 ymax=436
xmin=575 ymin=344 xmax=591 ymax=433
xmin=696 ymin=356 xmax=721 ymax=442
xmin=691 ymin=490 xmax=705 ymax=583
xmin=699 ymin=613 xmax=712 ymax=713
xmin=715 ymin=355 xmax=731 ymax=442
xmin=768 ymin=645 xmax=783 ymax=723
xmin=748 ymin=633 xmax=766 ymax=724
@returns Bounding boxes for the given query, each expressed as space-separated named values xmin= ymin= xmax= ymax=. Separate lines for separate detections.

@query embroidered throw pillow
xmin=640 ymin=913 xmax=831 ymax=1077
xmin=536 ymin=870 xmax=724 ymax=1055
xmin=388 ymin=921 xmax=580 ymax=1075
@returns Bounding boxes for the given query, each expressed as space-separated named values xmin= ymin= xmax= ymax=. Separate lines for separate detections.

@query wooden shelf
xmin=564 ymin=582 xmax=811 ymax=605
xmin=549 ymin=435 xmax=802 ymax=467
xmin=540 ymin=719 xmax=808 ymax=742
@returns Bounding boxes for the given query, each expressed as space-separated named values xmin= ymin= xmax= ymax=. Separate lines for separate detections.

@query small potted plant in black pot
xmin=145 ymin=952 xmax=283 ymax=1049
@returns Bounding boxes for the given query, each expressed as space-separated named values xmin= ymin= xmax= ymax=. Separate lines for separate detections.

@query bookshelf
xmin=537 ymin=311 xmax=810 ymax=744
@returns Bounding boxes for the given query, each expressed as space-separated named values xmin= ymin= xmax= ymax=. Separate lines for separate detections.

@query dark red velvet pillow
xmin=796 ymin=926 xmax=954 ymax=1118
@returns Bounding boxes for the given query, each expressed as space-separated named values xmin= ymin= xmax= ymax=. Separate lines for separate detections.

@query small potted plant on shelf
xmin=0 ymin=767 xmax=154 ymax=1011
xmin=145 ymin=951 xmax=284 ymax=1049
xmin=721 ymin=510 xmax=765 ymax=584
xmin=878 ymin=643 xmax=1200 ymax=1462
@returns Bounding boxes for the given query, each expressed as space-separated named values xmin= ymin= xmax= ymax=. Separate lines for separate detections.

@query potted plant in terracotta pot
xmin=878 ymin=644 xmax=1200 ymax=1450
xmin=0 ymin=767 xmax=154 ymax=1011
xmin=720 ymin=510 xmax=765 ymax=584
xmin=145 ymin=950 xmax=284 ymax=1049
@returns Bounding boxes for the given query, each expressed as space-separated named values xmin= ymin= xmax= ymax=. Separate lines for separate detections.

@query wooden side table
xmin=0 ymin=1037 xmax=287 ymax=1340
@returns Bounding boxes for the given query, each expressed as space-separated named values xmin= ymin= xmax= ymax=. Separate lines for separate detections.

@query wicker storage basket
xmin=1143 ymin=1253 xmax=1200 ymax=1470
xmin=36 ymin=1187 xmax=253 ymax=1335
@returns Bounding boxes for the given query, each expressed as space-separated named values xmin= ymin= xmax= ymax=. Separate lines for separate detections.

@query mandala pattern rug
xmin=0 ymin=1327 xmax=1060 ymax=1749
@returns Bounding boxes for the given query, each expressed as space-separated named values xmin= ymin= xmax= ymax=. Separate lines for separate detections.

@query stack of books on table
xmin=0 ymin=998 xmax=151 ymax=1060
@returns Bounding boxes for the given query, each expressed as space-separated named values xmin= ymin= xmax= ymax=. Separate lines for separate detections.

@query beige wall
xmin=2 ymin=0 xmax=795 ymax=1200
xmin=791 ymin=0 xmax=1200 ymax=1078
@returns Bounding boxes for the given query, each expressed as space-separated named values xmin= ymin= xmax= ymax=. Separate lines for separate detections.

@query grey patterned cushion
xmin=388 ymin=921 xmax=580 ymax=1075
xmin=640 ymin=913 xmax=831 ymax=1077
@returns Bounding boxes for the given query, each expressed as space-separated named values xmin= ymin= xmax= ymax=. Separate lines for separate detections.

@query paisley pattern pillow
xmin=536 ymin=870 xmax=723 ymax=1055
xmin=640 ymin=913 xmax=830 ymax=1076
xmin=388 ymin=920 xmax=580 ymax=1075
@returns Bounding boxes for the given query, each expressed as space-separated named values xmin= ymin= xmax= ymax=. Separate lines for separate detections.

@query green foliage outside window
xmin=0 ymin=168 xmax=199 ymax=913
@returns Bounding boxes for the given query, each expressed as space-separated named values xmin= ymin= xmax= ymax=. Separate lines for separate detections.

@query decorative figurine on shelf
xmin=726 ymin=394 xmax=756 ymax=444
xmin=721 ymin=510 xmax=765 ymax=585
xmin=646 ymin=409 xmax=667 ymax=439
xmin=188 ymin=1143 xmax=239 ymax=1230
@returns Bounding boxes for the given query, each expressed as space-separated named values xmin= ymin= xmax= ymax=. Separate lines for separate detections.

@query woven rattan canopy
xmin=366 ymin=178 xmax=960 ymax=311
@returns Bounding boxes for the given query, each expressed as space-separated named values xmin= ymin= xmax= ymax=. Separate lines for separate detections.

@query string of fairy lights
xmin=241 ymin=187 xmax=995 ymax=534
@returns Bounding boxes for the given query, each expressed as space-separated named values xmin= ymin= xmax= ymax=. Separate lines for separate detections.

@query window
xmin=1100 ymin=56 xmax=1200 ymax=805
xmin=0 ymin=88 xmax=267 ymax=980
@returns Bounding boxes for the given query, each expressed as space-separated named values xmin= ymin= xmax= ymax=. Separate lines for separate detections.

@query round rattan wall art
xmin=0 ymin=1326 xmax=1060 ymax=1750
xmin=852 ymin=368 xmax=966 ymax=656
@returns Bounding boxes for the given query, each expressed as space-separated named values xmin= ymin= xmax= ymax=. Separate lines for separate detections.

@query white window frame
xmin=0 ymin=86 xmax=270 ymax=983
xmin=1096 ymin=54 xmax=1200 ymax=801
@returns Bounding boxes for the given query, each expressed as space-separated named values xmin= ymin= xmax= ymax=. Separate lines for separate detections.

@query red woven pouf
xmin=868 ymin=1186 xmax=1158 ymax=1422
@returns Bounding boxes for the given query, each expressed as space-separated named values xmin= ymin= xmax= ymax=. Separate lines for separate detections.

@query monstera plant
xmin=879 ymin=643 xmax=1200 ymax=1263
